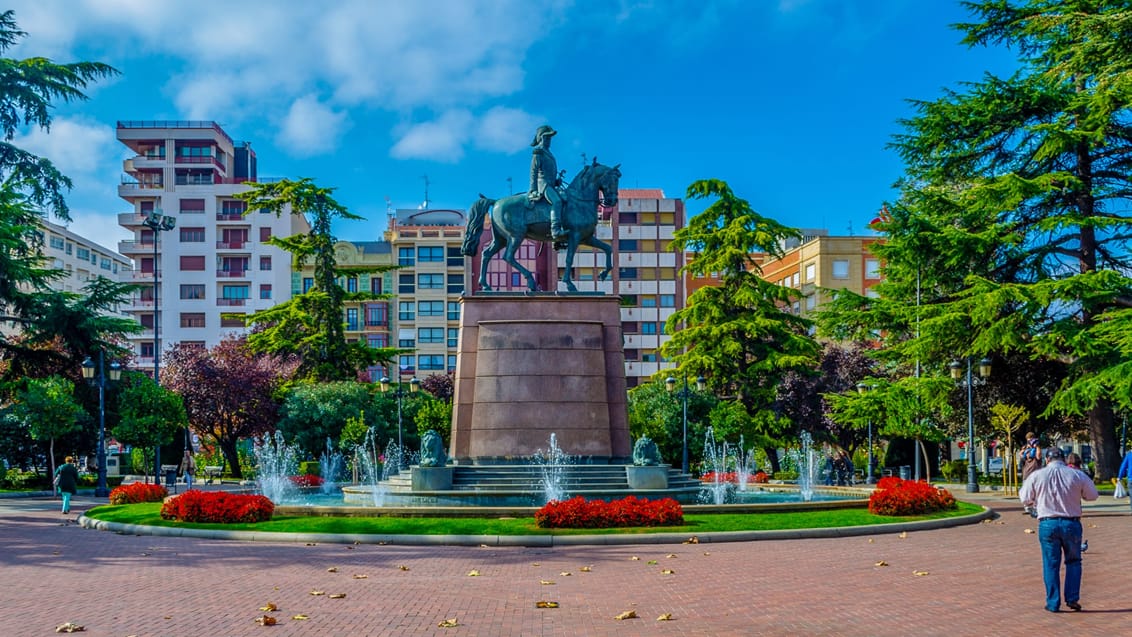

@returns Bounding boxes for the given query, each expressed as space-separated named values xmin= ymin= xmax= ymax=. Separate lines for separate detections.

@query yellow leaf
xmin=291 ymin=614 xmax=309 ymax=621
xmin=559 ymin=571 xmax=571 ymax=576
xmin=630 ymin=556 xmax=640 ymax=561
xmin=868 ymin=538 xmax=874 ymax=543
xmin=438 ymin=618 xmax=459 ymax=627
xmin=1088 ymin=523 xmax=1097 ymax=528
xmin=614 ymin=610 xmax=638 ymax=620
xmin=657 ymin=613 xmax=673 ymax=621
xmin=899 ymin=532 xmax=907 ymax=539
xmin=661 ymin=569 xmax=675 ymax=575
xmin=310 ymin=590 xmax=325 ymax=596
xmin=580 ymin=566 xmax=592 ymax=572
xmin=326 ymin=567 xmax=338 ymax=573
xmin=329 ymin=593 xmax=347 ymax=599
xmin=254 ymin=616 xmax=277 ymax=626
xmin=683 ymin=536 xmax=699 ymax=544
xmin=913 ymin=570 xmax=929 ymax=576
xmin=259 ymin=603 xmax=278 ymax=612
xmin=398 ymin=565 xmax=410 ymax=571
xmin=875 ymin=561 xmax=888 ymax=567
xmin=467 ymin=570 xmax=480 ymax=577
xmin=352 ymin=574 xmax=368 ymax=579
xmin=536 ymin=601 xmax=559 ymax=608
xmin=531 ymin=562 xmax=540 ymax=566
xmin=540 ymin=580 xmax=555 ymax=585
xmin=54 ymin=623 xmax=85 ymax=633
xmin=647 ymin=560 xmax=658 ymax=565
xmin=1024 ymin=529 xmax=1035 ymax=534
xmin=666 ymin=553 xmax=677 ymax=558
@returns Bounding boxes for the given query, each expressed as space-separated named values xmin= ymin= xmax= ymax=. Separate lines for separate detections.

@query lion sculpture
xmin=419 ymin=429 xmax=447 ymax=468
xmin=631 ymin=436 xmax=662 ymax=466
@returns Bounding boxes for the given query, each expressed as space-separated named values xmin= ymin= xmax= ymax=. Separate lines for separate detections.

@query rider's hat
xmin=531 ymin=125 xmax=557 ymax=146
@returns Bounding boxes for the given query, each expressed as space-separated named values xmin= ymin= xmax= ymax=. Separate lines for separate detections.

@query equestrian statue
xmin=461 ymin=124 xmax=621 ymax=292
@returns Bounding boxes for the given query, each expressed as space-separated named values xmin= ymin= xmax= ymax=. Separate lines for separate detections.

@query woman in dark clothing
xmin=54 ymin=456 xmax=79 ymax=514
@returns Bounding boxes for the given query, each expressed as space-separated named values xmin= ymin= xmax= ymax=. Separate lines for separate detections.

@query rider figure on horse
xmin=528 ymin=124 xmax=566 ymax=243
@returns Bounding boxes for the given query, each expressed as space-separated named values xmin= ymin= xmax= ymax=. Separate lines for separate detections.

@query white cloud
xmin=390 ymin=110 xmax=474 ymax=162
xmin=12 ymin=117 xmax=117 ymax=176
xmin=277 ymin=95 xmax=349 ymax=156
xmin=473 ymin=107 xmax=542 ymax=153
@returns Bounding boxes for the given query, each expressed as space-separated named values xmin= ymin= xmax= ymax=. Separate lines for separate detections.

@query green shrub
xmin=298 ymin=461 xmax=320 ymax=476
xmin=773 ymin=470 xmax=799 ymax=481
xmin=940 ymin=460 xmax=967 ymax=482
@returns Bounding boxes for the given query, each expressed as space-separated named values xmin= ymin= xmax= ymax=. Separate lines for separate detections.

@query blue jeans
xmin=1038 ymin=518 xmax=1083 ymax=611
xmin=61 ymin=491 xmax=72 ymax=513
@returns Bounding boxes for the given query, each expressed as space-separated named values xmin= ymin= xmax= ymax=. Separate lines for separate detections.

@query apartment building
xmin=115 ymin=121 xmax=310 ymax=368
xmin=384 ymin=208 xmax=467 ymax=381
xmin=757 ymin=233 xmax=883 ymax=317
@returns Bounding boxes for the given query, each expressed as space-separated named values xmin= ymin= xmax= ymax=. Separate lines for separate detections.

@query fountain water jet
xmin=319 ymin=437 xmax=344 ymax=495
xmin=254 ymin=431 xmax=299 ymax=504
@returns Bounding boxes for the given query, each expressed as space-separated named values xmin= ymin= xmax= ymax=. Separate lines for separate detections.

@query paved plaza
xmin=2 ymin=490 xmax=1129 ymax=637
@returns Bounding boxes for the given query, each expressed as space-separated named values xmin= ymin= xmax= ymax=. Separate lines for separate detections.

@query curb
xmin=77 ymin=505 xmax=995 ymax=547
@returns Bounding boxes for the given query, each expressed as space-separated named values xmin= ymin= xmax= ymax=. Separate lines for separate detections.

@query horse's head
xmin=593 ymin=161 xmax=621 ymax=209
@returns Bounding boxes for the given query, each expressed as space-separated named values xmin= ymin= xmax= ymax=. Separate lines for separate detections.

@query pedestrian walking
xmin=1019 ymin=447 xmax=1098 ymax=612
xmin=1116 ymin=448 xmax=1132 ymax=514
xmin=53 ymin=456 xmax=79 ymax=515
xmin=180 ymin=449 xmax=196 ymax=490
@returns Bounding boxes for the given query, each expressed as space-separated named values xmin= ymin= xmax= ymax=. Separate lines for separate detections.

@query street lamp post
xmin=855 ymin=382 xmax=877 ymax=484
xmin=82 ymin=352 xmax=122 ymax=498
xmin=949 ymin=357 xmax=992 ymax=494
xmin=142 ymin=208 xmax=175 ymax=481
xmin=666 ymin=375 xmax=706 ymax=474
xmin=380 ymin=374 xmax=420 ymax=470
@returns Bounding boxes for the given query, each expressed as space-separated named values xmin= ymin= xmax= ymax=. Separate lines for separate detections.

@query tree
xmin=162 ymin=337 xmax=293 ymax=479
xmin=10 ymin=375 xmax=84 ymax=478
xmin=113 ymin=373 xmax=187 ymax=483
xmin=414 ymin=395 xmax=452 ymax=444
xmin=627 ymin=379 xmax=716 ymax=468
xmin=821 ymin=1 xmax=1132 ymax=478
xmin=777 ymin=344 xmax=880 ymax=453
xmin=419 ymin=372 xmax=454 ymax=402
xmin=661 ymin=179 xmax=820 ymax=472
xmin=234 ymin=178 xmax=399 ymax=382
xmin=276 ymin=381 xmax=380 ymax=459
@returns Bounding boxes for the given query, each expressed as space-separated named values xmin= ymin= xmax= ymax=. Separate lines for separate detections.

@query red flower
xmin=868 ymin=478 xmax=957 ymax=516
xmin=109 ymin=482 xmax=168 ymax=505
xmin=534 ymin=496 xmax=684 ymax=529
xmin=160 ymin=490 xmax=274 ymax=523
xmin=289 ymin=474 xmax=325 ymax=488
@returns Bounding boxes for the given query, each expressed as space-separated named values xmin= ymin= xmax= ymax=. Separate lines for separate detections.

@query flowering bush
xmin=160 ymin=489 xmax=274 ymax=524
xmin=109 ymin=482 xmax=168 ymax=505
xmin=868 ymin=477 xmax=957 ymax=516
xmin=289 ymin=474 xmax=324 ymax=488
xmin=752 ymin=471 xmax=769 ymax=484
xmin=534 ymin=496 xmax=684 ymax=529
xmin=701 ymin=471 xmax=768 ymax=484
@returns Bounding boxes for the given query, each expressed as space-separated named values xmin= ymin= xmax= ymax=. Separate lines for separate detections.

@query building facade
xmin=756 ymin=233 xmax=883 ymax=317
xmin=115 ymin=121 xmax=309 ymax=368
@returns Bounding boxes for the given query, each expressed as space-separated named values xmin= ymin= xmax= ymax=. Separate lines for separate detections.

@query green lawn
xmin=85 ymin=501 xmax=984 ymax=536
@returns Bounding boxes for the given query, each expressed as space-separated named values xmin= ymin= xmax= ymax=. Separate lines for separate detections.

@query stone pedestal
xmin=411 ymin=466 xmax=454 ymax=491
xmin=450 ymin=294 xmax=630 ymax=464
xmin=626 ymin=465 xmax=669 ymax=489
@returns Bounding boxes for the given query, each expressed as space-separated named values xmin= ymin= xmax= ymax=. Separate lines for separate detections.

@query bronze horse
xmin=461 ymin=160 xmax=621 ymax=292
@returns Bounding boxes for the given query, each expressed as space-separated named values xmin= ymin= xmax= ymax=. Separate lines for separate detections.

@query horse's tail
xmin=461 ymin=194 xmax=494 ymax=256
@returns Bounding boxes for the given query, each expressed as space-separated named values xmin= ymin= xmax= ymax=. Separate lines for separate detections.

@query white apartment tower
xmin=115 ymin=121 xmax=309 ymax=369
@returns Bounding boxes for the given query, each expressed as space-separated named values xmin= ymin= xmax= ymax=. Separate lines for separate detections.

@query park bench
xmin=204 ymin=466 xmax=222 ymax=484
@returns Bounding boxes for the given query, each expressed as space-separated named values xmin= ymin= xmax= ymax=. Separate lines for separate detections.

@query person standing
xmin=179 ymin=449 xmax=196 ymax=490
xmin=528 ymin=125 xmax=565 ymax=242
xmin=54 ymin=456 xmax=79 ymax=515
xmin=1116 ymin=448 xmax=1132 ymax=514
xmin=1020 ymin=432 xmax=1042 ymax=513
xmin=1019 ymin=447 xmax=1098 ymax=612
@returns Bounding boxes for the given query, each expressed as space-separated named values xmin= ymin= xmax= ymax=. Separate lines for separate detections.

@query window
xmin=180 ymin=199 xmax=205 ymax=214
xmin=346 ymin=307 xmax=359 ymax=331
xmin=640 ymin=296 xmax=657 ymax=308
xmin=65 ymin=242 xmax=73 ymax=255
xmin=418 ymin=246 xmax=443 ymax=262
xmin=140 ymin=314 xmax=155 ymax=329
xmin=447 ymin=273 xmax=464 ymax=294
xmin=220 ymin=200 xmax=246 ymax=216
xmin=447 ymin=327 xmax=459 ymax=347
xmin=419 ymin=355 xmax=444 ymax=371
xmin=447 ymin=355 xmax=457 ymax=371
xmin=180 ymin=284 xmax=205 ymax=300
xmin=805 ymin=294 xmax=816 ymax=310
xmin=642 ymin=351 xmax=658 ymax=363
xmin=140 ymin=342 xmax=155 ymax=357
xmin=90 ymin=252 xmax=98 ymax=264
xmin=76 ymin=247 xmax=90 ymax=260
xmin=398 ymin=273 xmax=415 ymax=294
xmin=100 ymin=258 xmax=111 ymax=271
xmin=415 ymin=273 xmax=440 ymax=289
xmin=347 ymin=277 xmax=357 ymax=293
xmin=622 ymin=322 xmax=638 ymax=333
xmin=49 ymin=235 xmax=65 ymax=250
xmin=180 ymin=256 xmax=205 ymax=271
xmin=220 ymin=314 xmax=245 ymax=328
xmin=398 ymin=337 xmax=416 ymax=348
xmin=366 ymin=303 xmax=387 ymax=326
xmin=370 ymin=276 xmax=383 ymax=294
xmin=367 ymin=334 xmax=388 ymax=348
xmin=398 ymin=247 xmax=415 ymax=266
xmin=398 ymin=301 xmax=415 ymax=320
xmin=259 ymin=256 xmax=271 ymax=271
xmin=259 ymin=227 xmax=272 ymax=241
xmin=624 ymin=349 xmax=639 ymax=361
xmin=177 ymin=144 xmax=212 ymax=158
xmin=619 ymin=212 xmax=638 ymax=224
xmin=792 ymin=272 xmax=800 ymax=287
xmin=260 ymin=284 xmax=272 ymax=299
xmin=660 ymin=294 xmax=675 ymax=307
xmin=865 ymin=259 xmax=880 ymax=279
xmin=642 ymin=322 xmax=658 ymax=334
xmin=447 ymin=301 xmax=461 ymax=321
xmin=418 ymin=300 xmax=443 ymax=316
xmin=180 ymin=227 xmax=205 ymax=242
xmin=222 ymin=285 xmax=249 ymax=299
xmin=832 ymin=259 xmax=850 ymax=279
xmin=447 ymin=246 xmax=463 ymax=266
xmin=620 ymin=295 xmax=637 ymax=306
xmin=180 ymin=313 xmax=206 ymax=328
xmin=302 ymin=278 xmax=314 ymax=293
xmin=804 ymin=263 xmax=816 ymax=281
xmin=617 ymin=239 xmax=638 ymax=251
xmin=418 ymin=327 xmax=444 ymax=343
xmin=618 ymin=267 xmax=638 ymax=280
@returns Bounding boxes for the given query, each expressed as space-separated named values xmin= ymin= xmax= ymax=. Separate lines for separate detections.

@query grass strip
xmin=86 ymin=501 xmax=983 ymax=536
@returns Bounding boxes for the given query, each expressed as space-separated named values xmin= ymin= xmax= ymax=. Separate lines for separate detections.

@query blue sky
xmin=8 ymin=0 xmax=1020 ymax=253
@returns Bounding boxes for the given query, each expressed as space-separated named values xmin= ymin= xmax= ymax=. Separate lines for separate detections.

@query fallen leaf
xmin=875 ymin=561 xmax=889 ymax=567
xmin=531 ymin=562 xmax=540 ymax=566
xmin=1024 ymin=529 xmax=1035 ymax=534
xmin=352 ymin=574 xmax=368 ymax=579
xmin=614 ymin=610 xmax=638 ymax=620
xmin=657 ymin=613 xmax=673 ymax=621
xmin=535 ymin=601 xmax=559 ymax=608
xmin=345 ymin=546 xmax=355 ymax=550
xmin=378 ymin=541 xmax=388 ymax=545
xmin=1088 ymin=523 xmax=1097 ymax=528
xmin=661 ymin=569 xmax=675 ymax=575
xmin=666 ymin=553 xmax=677 ymax=559
xmin=254 ymin=616 xmax=277 ymax=626
xmin=703 ymin=552 xmax=711 ymax=556
xmin=479 ymin=544 xmax=489 ymax=548
xmin=55 ymin=623 xmax=85 ymax=633
xmin=540 ymin=580 xmax=555 ymax=585
xmin=291 ymin=614 xmax=309 ymax=621
xmin=631 ymin=556 xmax=640 ymax=561
xmin=559 ymin=571 xmax=571 ymax=576
xmin=163 ymin=616 xmax=172 ymax=620
xmin=398 ymin=565 xmax=410 ymax=571
xmin=310 ymin=590 xmax=325 ymax=596
xmin=683 ymin=536 xmax=699 ymax=544
xmin=353 ymin=541 xmax=361 ymax=545
xmin=913 ymin=570 xmax=929 ymax=576
xmin=580 ymin=566 xmax=592 ymax=572
xmin=868 ymin=538 xmax=874 ymax=543
xmin=438 ymin=618 xmax=459 ymax=627
xmin=305 ymin=543 xmax=317 ymax=546
xmin=899 ymin=532 xmax=908 ymax=539
xmin=259 ymin=603 xmax=278 ymax=612
xmin=329 ymin=593 xmax=347 ymax=599
xmin=467 ymin=570 xmax=480 ymax=577
xmin=647 ymin=560 xmax=658 ymax=565
xmin=52 ymin=551 xmax=61 ymax=555
xmin=326 ymin=567 xmax=338 ymax=573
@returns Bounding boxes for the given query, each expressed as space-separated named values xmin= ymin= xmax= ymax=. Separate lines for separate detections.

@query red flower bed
xmin=700 ymin=471 xmax=769 ymax=484
xmin=109 ymin=482 xmax=168 ymax=505
xmin=289 ymin=474 xmax=325 ymax=488
xmin=534 ymin=496 xmax=684 ymax=529
xmin=868 ymin=477 xmax=957 ymax=516
xmin=160 ymin=489 xmax=275 ymax=524
xmin=752 ymin=471 xmax=769 ymax=484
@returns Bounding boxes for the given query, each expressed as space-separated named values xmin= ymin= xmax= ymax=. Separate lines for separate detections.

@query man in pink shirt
xmin=1019 ymin=447 xmax=1099 ymax=612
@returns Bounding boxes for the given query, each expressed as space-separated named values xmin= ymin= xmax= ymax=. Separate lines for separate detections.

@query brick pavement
xmin=1 ymin=491 xmax=1129 ymax=637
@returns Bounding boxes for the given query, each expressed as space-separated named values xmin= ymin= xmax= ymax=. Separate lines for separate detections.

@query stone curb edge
xmin=77 ymin=505 xmax=994 ymax=547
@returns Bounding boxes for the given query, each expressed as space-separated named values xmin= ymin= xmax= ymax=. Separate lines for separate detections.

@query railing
xmin=117 ymin=121 xmax=234 ymax=147
xmin=117 ymin=240 xmax=154 ymax=252
xmin=216 ymin=241 xmax=247 ymax=249
xmin=215 ymin=270 xmax=248 ymax=278
xmin=217 ymin=298 xmax=247 ymax=306
xmin=216 ymin=212 xmax=244 ymax=221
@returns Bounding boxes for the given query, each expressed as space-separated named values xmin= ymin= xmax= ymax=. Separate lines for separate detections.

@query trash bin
xmin=899 ymin=465 xmax=911 ymax=480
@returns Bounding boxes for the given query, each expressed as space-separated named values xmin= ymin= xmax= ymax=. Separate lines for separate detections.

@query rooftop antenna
xmin=847 ymin=220 xmax=854 ymax=236
xmin=580 ymin=152 xmax=587 ymax=167
xmin=421 ymin=175 xmax=430 ymax=209
xmin=506 ymin=176 xmax=513 ymax=195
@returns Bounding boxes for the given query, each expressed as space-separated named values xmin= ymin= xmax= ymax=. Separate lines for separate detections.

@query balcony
xmin=118 ymin=212 xmax=147 ymax=227
xmin=217 ymin=298 xmax=247 ymax=306
xmin=216 ymin=269 xmax=248 ymax=279
xmin=127 ymin=269 xmax=159 ymax=282
xmin=118 ymin=239 xmax=155 ymax=254
xmin=126 ymin=296 xmax=155 ymax=310
xmin=216 ymin=212 xmax=244 ymax=222
xmin=126 ymin=155 xmax=166 ymax=170
xmin=216 ymin=240 xmax=247 ymax=249
xmin=118 ymin=181 xmax=163 ymax=198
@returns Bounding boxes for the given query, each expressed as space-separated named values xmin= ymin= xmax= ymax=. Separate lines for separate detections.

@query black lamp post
xmin=949 ymin=357 xmax=992 ymax=493
xmin=142 ymin=207 xmax=175 ymax=481
xmin=82 ymin=352 xmax=122 ymax=498
xmin=380 ymin=374 xmax=420 ymax=469
xmin=666 ymin=374 xmax=706 ymax=474
xmin=856 ymin=382 xmax=877 ymax=484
